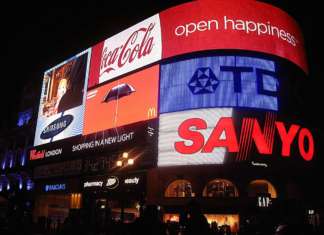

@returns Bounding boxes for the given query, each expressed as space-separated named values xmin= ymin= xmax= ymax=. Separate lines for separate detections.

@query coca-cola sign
xmin=88 ymin=14 xmax=161 ymax=88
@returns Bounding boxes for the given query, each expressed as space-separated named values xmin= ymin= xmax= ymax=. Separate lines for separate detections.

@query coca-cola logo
xmin=100 ymin=23 xmax=155 ymax=75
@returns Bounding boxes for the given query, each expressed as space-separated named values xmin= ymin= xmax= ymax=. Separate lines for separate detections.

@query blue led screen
xmin=159 ymin=56 xmax=279 ymax=113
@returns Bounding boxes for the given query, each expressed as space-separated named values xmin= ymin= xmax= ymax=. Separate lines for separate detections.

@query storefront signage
xmin=257 ymin=195 xmax=271 ymax=208
xmin=44 ymin=183 xmax=66 ymax=192
xmin=83 ymin=174 xmax=145 ymax=192
xmin=106 ymin=176 xmax=119 ymax=189
xmin=84 ymin=181 xmax=104 ymax=188
xmin=124 ymin=177 xmax=139 ymax=185
xmin=30 ymin=150 xmax=45 ymax=160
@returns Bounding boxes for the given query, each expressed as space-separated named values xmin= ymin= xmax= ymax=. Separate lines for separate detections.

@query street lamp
xmin=127 ymin=158 xmax=134 ymax=165
xmin=116 ymin=152 xmax=135 ymax=167
xmin=122 ymin=152 xmax=128 ymax=159
xmin=116 ymin=160 xmax=123 ymax=167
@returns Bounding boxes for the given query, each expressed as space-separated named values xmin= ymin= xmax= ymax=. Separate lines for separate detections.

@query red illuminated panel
xmin=160 ymin=0 xmax=307 ymax=73
xmin=158 ymin=109 xmax=315 ymax=167
xmin=83 ymin=65 xmax=159 ymax=135
xmin=87 ymin=15 xmax=162 ymax=88
xmin=29 ymin=150 xmax=45 ymax=160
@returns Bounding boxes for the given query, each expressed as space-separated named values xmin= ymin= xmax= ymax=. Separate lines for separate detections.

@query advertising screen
xmin=88 ymin=14 xmax=162 ymax=88
xmin=84 ymin=65 xmax=159 ymax=135
xmin=158 ymin=109 xmax=315 ymax=167
xmin=158 ymin=108 xmax=233 ymax=166
xmin=160 ymin=0 xmax=307 ymax=73
xmin=160 ymin=55 xmax=279 ymax=114
xmin=34 ymin=50 xmax=91 ymax=146
xmin=30 ymin=118 xmax=158 ymax=161
xmin=31 ymin=0 xmax=311 ymax=169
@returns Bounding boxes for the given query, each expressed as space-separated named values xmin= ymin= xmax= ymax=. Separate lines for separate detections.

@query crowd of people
xmin=1 ymin=200 xmax=322 ymax=235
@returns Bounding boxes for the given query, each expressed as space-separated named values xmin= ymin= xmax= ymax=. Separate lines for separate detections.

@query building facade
xmin=2 ymin=0 xmax=320 ymax=234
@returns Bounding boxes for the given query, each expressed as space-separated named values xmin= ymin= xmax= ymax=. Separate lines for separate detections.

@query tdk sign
xmin=160 ymin=56 xmax=279 ymax=113
xmin=188 ymin=67 xmax=219 ymax=94
xmin=40 ymin=115 xmax=73 ymax=139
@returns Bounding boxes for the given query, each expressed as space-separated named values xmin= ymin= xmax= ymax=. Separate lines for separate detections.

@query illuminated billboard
xmin=160 ymin=55 xmax=279 ymax=113
xmin=158 ymin=108 xmax=233 ymax=166
xmin=158 ymin=109 xmax=315 ymax=167
xmin=31 ymin=0 xmax=311 ymax=169
xmin=30 ymin=118 xmax=158 ymax=161
xmin=83 ymin=65 xmax=159 ymax=135
xmin=34 ymin=50 xmax=91 ymax=146
xmin=88 ymin=14 xmax=162 ymax=88
xmin=160 ymin=0 xmax=307 ymax=73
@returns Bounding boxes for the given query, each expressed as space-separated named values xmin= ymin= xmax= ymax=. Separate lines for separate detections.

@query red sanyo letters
xmin=175 ymin=117 xmax=314 ymax=161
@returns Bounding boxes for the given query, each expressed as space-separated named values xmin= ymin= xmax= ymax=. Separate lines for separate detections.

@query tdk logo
xmin=188 ymin=65 xmax=278 ymax=97
xmin=159 ymin=56 xmax=279 ymax=113
xmin=188 ymin=67 xmax=219 ymax=94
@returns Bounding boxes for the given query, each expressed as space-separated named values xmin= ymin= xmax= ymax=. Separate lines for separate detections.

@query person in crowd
xmin=46 ymin=216 xmax=52 ymax=232
xmin=131 ymin=204 xmax=167 ymax=235
xmin=211 ymin=221 xmax=219 ymax=235
xmin=184 ymin=199 xmax=211 ymax=235
xmin=219 ymin=224 xmax=231 ymax=235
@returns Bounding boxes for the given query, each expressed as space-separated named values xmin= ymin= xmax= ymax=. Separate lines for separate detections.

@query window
xmin=203 ymin=179 xmax=239 ymax=198
xmin=248 ymin=179 xmax=277 ymax=198
xmin=165 ymin=180 xmax=194 ymax=197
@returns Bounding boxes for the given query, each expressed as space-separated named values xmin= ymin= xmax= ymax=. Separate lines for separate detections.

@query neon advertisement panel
xmin=160 ymin=0 xmax=307 ymax=73
xmin=158 ymin=109 xmax=315 ymax=167
xmin=160 ymin=55 xmax=279 ymax=113
xmin=83 ymin=65 xmax=159 ymax=135
xmin=88 ymin=14 xmax=162 ymax=88
xmin=34 ymin=50 xmax=91 ymax=146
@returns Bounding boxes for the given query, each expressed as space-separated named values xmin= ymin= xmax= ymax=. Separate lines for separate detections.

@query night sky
xmin=1 ymin=0 xmax=323 ymax=139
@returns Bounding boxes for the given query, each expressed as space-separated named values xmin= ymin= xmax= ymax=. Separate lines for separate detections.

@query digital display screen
xmin=34 ymin=50 xmax=91 ymax=146
xmin=158 ymin=108 xmax=233 ymax=166
xmin=83 ymin=65 xmax=159 ymax=135
xmin=87 ymin=14 xmax=162 ymax=88
xmin=158 ymin=109 xmax=315 ymax=167
xmin=31 ymin=0 xmax=312 ymax=168
xmin=160 ymin=0 xmax=307 ymax=73
xmin=160 ymin=55 xmax=279 ymax=113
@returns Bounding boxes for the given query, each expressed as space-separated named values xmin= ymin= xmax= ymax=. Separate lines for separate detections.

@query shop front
xmin=147 ymin=165 xmax=290 ymax=234
xmin=82 ymin=171 xmax=146 ymax=232
xmin=33 ymin=177 xmax=82 ymax=230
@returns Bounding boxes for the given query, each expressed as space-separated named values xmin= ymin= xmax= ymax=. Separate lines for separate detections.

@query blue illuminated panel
xmin=44 ymin=183 xmax=66 ymax=192
xmin=160 ymin=56 xmax=279 ymax=113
